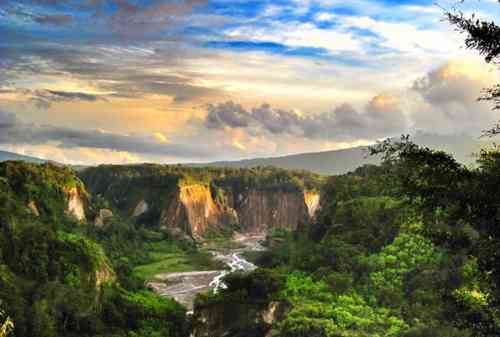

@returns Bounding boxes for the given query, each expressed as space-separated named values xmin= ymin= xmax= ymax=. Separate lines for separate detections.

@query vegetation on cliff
xmin=0 ymin=162 xmax=190 ymax=337
xmin=79 ymin=164 xmax=324 ymax=216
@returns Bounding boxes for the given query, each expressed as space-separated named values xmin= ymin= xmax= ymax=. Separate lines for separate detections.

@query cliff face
xmin=65 ymin=186 xmax=87 ymax=221
xmin=160 ymin=185 xmax=238 ymax=240
xmin=304 ymin=191 xmax=320 ymax=217
xmin=160 ymin=185 xmax=320 ymax=240
xmin=79 ymin=165 xmax=324 ymax=240
xmin=193 ymin=300 xmax=290 ymax=337
xmin=234 ymin=190 xmax=310 ymax=233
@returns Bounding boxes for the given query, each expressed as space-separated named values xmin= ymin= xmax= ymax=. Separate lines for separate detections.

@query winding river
xmin=147 ymin=234 xmax=265 ymax=309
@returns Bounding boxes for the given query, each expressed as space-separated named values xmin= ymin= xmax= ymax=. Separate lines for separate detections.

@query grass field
xmin=132 ymin=241 xmax=224 ymax=280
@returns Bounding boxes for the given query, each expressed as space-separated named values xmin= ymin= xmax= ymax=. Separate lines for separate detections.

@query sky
xmin=1 ymin=0 xmax=499 ymax=165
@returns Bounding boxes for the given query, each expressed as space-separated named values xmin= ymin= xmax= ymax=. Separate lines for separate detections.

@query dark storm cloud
xmin=204 ymin=96 xmax=408 ymax=141
xmin=0 ymin=110 xmax=210 ymax=158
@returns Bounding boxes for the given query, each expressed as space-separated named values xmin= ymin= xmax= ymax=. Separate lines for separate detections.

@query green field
xmin=132 ymin=241 xmax=224 ymax=280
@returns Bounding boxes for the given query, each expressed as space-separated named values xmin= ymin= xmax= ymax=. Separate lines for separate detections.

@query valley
xmin=2 ymin=149 xmax=500 ymax=337
xmin=147 ymin=233 xmax=264 ymax=309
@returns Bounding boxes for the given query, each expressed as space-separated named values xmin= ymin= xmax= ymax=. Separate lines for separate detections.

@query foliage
xmin=446 ymin=3 xmax=500 ymax=114
xmin=278 ymin=273 xmax=408 ymax=337
xmin=0 ymin=162 xmax=189 ymax=337
xmin=369 ymin=138 xmax=500 ymax=336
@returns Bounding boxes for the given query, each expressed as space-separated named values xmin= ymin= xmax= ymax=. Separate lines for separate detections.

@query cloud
xmin=225 ymin=21 xmax=362 ymax=54
xmin=26 ymin=90 xmax=105 ymax=109
xmin=3 ymin=0 xmax=207 ymax=32
xmin=0 ymin=43 xmax=224 ymax=104
xmin=204 ymin=94 xmax=408 ymax=141
xmin=408 ymin=60 xmax=498 ymax=134
xmin=3 ymin=6 xmax=74 ymax=26
xmin=33 ymin=14 xmax=73 ymax=25
xmin=205 ymin=101 xmax=252 ymax=129
xmin=0 ymin=110 xmax=210 ymax=158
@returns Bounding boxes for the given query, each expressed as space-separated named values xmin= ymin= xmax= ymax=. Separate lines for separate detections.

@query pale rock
xmin=133 ymin=200 xmax=149 ymax=217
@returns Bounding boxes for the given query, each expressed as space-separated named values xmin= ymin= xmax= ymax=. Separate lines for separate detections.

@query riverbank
xmin=146 ymin=233 xmax=266 ymax=309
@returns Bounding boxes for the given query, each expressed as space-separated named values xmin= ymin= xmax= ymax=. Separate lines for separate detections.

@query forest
xmin=2 ymin=1 xmax=500 ymax=336
xmin=2 ymin=139 xmax=500 ymax=336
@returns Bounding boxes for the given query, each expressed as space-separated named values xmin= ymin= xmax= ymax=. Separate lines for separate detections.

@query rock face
xmin=304 ymin=191 xmax=320 ymax=217
xmin=161 ymin=185 xmax=238 ymax=240
xmin=80 ymin=259 xmax=116 ymax=294
xmin=132 ymin=200 xmax=149 ymax=217
xmin=94 ymin=209 xmax=113 ymax=227
xmin=79 ymin=165 xmax=323 ymax=240
xmin=160 ymin=185 xmax=319 ymax=240
xmin=27 ymin=201 xmax=40 ymax=217
xmin=234 ymin=190 xmax=310 ymax=233
xmin=65 ymin=187 xmax=86 ymax=221
xmin=193 ymin=300 xmax=290 ymax=337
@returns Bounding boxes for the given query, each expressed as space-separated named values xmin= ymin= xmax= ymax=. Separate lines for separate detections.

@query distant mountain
xmin=195 ymin=133 xmax=490 ymax=175
xmin=0 ymin=150 xmax=47 ymax=164
xmin=1 ymin=132 xmax=491 ymax=175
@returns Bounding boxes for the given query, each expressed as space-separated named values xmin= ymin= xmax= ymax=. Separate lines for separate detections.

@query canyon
xmin=80 ymin=165 xmax=323 ymax=241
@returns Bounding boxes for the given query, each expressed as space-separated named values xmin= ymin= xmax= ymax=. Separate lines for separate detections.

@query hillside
xmin=196 ymin=132 xmax=488 ymax=175
xmin=0 ymin=150 xmax=46 ymax=164
xmin=79 ymin=164 xmax=324 ymax=240
xmin=2 ymin=139 xmax=500 ymax=337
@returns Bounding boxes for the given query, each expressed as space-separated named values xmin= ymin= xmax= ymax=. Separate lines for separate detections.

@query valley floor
xmin=145 ymin=233 xmax=266 ymax=309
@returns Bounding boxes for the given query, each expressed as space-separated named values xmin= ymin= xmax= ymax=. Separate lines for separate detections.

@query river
xmin=146 ymin=234 xmax=265 ymax=310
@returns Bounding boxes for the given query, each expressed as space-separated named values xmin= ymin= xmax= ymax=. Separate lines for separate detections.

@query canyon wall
xmin=65 ymin=186 xmax=87 ymax=221
xmin=159 ymin=184 xmax=320 ymax=240
xmin=233 ymin=190 xmax=311 ymax=233
xmin=160 ymin=185 xmax=238 ymax=240
xmin=80 ymin=165 xmax=323 ymax=240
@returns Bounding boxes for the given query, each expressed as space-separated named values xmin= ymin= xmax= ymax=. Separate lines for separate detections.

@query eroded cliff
xmin=79 ymin=165 xmax=324 ymax=240
xmin=233 ymin=189 xmax=312 ymax=233
xmin=160 ymin=184 xmax=238 ymax=240
xmin=65 ymin=186 xmax=87 ymax=221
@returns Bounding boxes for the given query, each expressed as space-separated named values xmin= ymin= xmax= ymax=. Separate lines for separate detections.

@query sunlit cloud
xmin=1 ymin=0 xmax=499 ymax=164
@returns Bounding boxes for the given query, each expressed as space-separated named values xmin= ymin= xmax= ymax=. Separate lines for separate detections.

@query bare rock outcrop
xmin=27 ymin=201 xmax=40 ymax=217
xmin=133 ymin=200 xmax=149 ymax=217
xmin=65 ymin=187 xmax=86 ymax=221
xmin=160 ymin=184 xmax=319 ymax=240
xmin=304 ymin=191 xmax=320 ymax=218
xmin=160 ymin=185 xmax=238 ymax=240
xmin=235 ymin=190 xmax=310 ymax=234
xmin=94 ymin=209 xmax=113 ymax=227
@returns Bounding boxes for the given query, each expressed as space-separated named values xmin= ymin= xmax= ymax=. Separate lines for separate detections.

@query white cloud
xmin=226 ymin=21 xmax=362 ymax=53
xmin=340 ymin=15 xmax=462 ymax=56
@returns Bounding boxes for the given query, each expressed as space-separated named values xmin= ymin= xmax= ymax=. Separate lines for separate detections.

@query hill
xmin=195 ymin=132 xmax=488 ymax=175
xmin=0 ymin=150 xmax=46 ymax=163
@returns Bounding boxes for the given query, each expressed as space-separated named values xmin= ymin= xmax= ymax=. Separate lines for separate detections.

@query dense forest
xmin=2 ymin=139 xmax=500 ymax=336
xmin=2 ymin=0 xmax=500 ymax=336
xmin=193 ymin=138 xmax=500 ymax=337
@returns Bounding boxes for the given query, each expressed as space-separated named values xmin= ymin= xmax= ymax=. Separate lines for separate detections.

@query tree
xmin=370 ymin=138 xmax=500 ymax=336
xmin=446 ymin=1 xmax=500 ymax=133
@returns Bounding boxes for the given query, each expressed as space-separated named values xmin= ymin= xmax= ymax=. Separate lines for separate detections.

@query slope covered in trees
xmin=0 ymin=162 xmax=190 ymax=337
xmin=3 ymin=138 xmax=500 ymax=337
xmin=193 ymin=139 xmax=500 ymax=337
